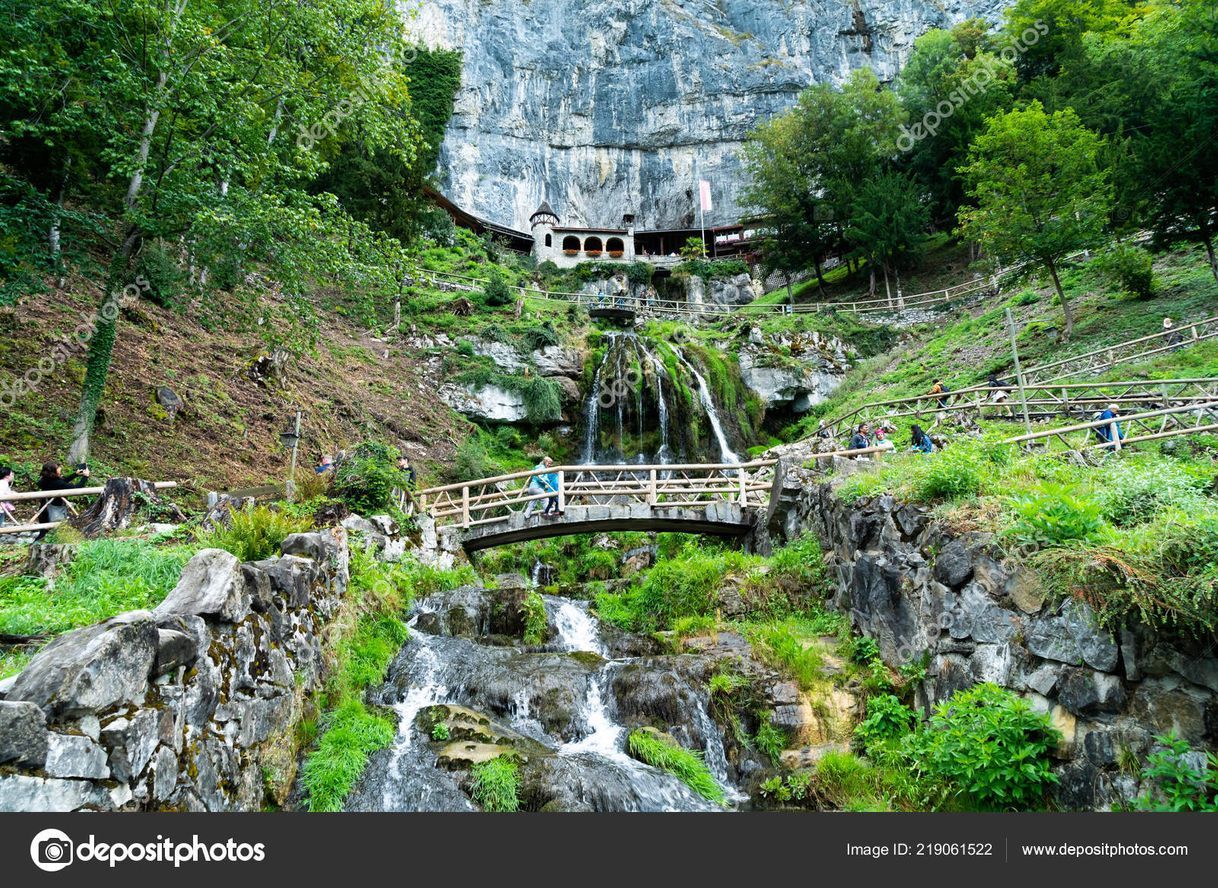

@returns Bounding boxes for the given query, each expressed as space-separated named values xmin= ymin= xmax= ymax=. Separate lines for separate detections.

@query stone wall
xmin=765 ymin=465 xmax=1218 ymax=809
xmin=0 ymin=528 xmax=350 ymax=812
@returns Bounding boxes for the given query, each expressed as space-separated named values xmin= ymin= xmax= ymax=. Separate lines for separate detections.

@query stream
xmin=347 ymin=586 xmax=745 ymax=812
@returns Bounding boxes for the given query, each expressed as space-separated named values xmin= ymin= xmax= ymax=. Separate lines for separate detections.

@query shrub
xmin=1096 ymin=243 xmax=1157 ymax=299
xmin=0 ymin=539 xmax=197 ymax=637
xmin=522 ymin=589 xmax=547 ymax=644
xmin=905 ymin=684 xmax=1059 ymax=810
xmin=300 ymin=698 xmax=396 ymax=812
xmin=521 ymin=322 xmax=559 ymax=351
xmin=520 ymin=376 xmax=562 ymax=425
xmin=1098 ymin=460 xmax=1207 ymax=527
xmin=854 ymin=694 xmax=915 ymax=753
xmin=199 ymin=506 xmax=312 ymax=562
xmin=1007 ymin=482 xmax=1104 ymax=547
xmin=469 ymin=757 xmax=520 ymax=812
xmin=627 ymin=728 xmax=725 ymax=804
xmin=915 ymin=444 xmax=985 ymax=501
xmin=753 ymin=719 xmax=789 ymax=763
xmin=332 ymin=442 xmax=411 ymax=515
xmin=482 ymin=270 xmax=513 ymax=307
xmin=431 ymin=722 xmax=451 ymax=741
xmin=1131 ymin=734 xmax=1218 ymax=811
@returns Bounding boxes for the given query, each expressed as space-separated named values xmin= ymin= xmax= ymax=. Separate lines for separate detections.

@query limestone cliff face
xmin=408 ymin=0 xmax=1010 ymax=230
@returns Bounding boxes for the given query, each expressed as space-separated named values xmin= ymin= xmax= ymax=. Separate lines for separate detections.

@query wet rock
xmin=154 ymin=549 xmax=249 ymax=623
xmin=8 ymin=611 xmax=158 ymax=718
xmin=0 ymin=700 xmax=48 ymax=767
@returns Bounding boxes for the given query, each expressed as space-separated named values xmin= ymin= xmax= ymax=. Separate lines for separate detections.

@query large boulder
xmin=154 ymin=548 xmax=249 ymax=623
xmin=1026 ymin=599 xmax=1118 ymax=672
xmin=439 ymin=383 xmax=529 ymax=423
xmin=7 ymin=611 xmax=158 ymax=718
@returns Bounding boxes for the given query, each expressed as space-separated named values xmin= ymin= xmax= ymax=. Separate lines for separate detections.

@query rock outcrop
xmin=0 ymin=528 xmax=350 ymax=812
xmin=410 ymin=0 xmax=1010 ymax=230
xmin=764 ymin=471 xmax=1218 ymax=809
xmin=738 ymin=328 xmax=854 ymax=414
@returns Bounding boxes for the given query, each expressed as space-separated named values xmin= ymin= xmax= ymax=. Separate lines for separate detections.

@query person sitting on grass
xmin=910 ymin=424 xmax=935 ymax=454
xmin=873 ymin=426 xmax=896 ymax=458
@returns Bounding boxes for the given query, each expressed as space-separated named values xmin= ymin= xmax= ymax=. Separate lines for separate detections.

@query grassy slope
xmin=779 ymin=243 xmax=1218 ymax=441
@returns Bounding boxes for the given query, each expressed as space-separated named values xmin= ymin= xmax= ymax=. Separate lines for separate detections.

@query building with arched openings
xmin=529 ymin=201 xmax=637 ymax=269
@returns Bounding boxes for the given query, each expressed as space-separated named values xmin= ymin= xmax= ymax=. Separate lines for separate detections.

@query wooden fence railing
xmin=0 ymin=481 xmax=178 ymax=536
xmin=1002 ymin=400 xmax=1218 ymax=454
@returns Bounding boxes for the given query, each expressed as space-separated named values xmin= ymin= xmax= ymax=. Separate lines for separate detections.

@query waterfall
xmin=639 ymin=341 xmax=672 ymax=465
xmin=552 ymin=598 xmax=606 ymax=656
xmin=581 ymin=340 xmax=613 ymax=463
xmin=676 ymin=349 xmax=740 ymax=464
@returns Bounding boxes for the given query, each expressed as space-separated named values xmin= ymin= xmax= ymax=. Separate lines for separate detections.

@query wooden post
xmin=461 ymin=486 xmax=470 ymax=528
xmin=557 ymin=471 xmax=565 ymax=514
xmin=1006 ymin=309 xmax=1033 ymax=437
xmin=738 ymin=467 xmax=748 ymax=504
xmin=648 ymin=468 xmax=658 ymax=506
xmin=286 ymin=410 xmax=301 ymax=502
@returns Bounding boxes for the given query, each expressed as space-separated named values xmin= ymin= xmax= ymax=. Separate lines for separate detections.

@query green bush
xmin=0 ymin=539 xmax=197 ymax=637
xmin=520 ymin=376 xmax=562 ymax=425
xmin=854 ymin=694 xmax=915 ymax=753
xmin=469 ymin=757 xmax=521 ymax=812
xmin=627 ymin=728 xmax=725 ymax=804
xmin=522 ymin=589 xmax=547 ymax=644
xmin=199 ymin=506 xmax=312 ymax=562
xmin=904 ymin=684 xmax=1059 ymax=810
xmin=520 ymin=322 xmax=559 ymax=351
xmin=915 ymin=445 xmax=985 ymax=501
xmin=482 ymin=269 xmax=513 ymax=307
xmin=332 ymin=442 xmax=411 ymax=515
xmin=1131 ymin=734 xmax=1218 ymax=811
xmin=753 ymin=719 xmax=789 ymax=763
xmin=1007 ymin=482 xmax=1104 ymax=547
xmin=431 ymin=722 xmax=451 ymax=741
xmin=1095 ymin=243 xmax=1157 ymax=299
xmin=1098 ymin=460 xmax=1207 ymax=527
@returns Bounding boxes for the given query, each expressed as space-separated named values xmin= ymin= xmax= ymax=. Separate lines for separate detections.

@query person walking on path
xmin=1095 ymin=403 xmax=1125 ymax=449
xmin=1164 ymin=317 xmax=1183 ymax=350
xmin=987 ymin=372 xmax=1013 ymax=418
xmin=929 ymin=380 xmax=950 ymax=410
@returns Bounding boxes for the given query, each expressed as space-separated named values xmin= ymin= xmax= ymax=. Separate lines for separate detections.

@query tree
xmin=1003 ymin=0 xmax=1132 ymax=82
xmin=845 ymin=172 xmax=931 ymax=302
xmin=896 ymin=23 xmax=1017 ymax=225
xmin=743 ymin=68 xmax=905 ymax=295
xmin=957 ymin=103 xmax=1113 ymax=340
xmin=0 ymin=0 xmax=425 ymax=461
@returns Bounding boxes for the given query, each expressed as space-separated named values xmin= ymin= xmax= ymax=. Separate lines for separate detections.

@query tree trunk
xmin=1046 ymin=257 xmax=1073 ymax=341
xmin=1203 ymin=232 xmax=1218 ymax=289
xmin=883 ymin=263 xmax=892 ymax=308
xmin=783 ymin=271 xmax=793 ymax=304
xmin=868 ymin=265 xmax=876 ymax=298
xmin=814 ymin=258 xmax=826 ymax=294
xmin=69 ymin=478 xmax=179 ymax=538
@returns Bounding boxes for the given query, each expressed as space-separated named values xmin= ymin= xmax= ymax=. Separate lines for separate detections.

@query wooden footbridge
xmin=416 ymin=461 xmax=778 ymax=551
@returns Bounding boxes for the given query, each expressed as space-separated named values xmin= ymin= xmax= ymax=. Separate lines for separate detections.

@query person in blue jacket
xmin=1095 ymin=404 xmax=1124 ymax=449
xmin=910 ymin=424 xmax=935 ymax=453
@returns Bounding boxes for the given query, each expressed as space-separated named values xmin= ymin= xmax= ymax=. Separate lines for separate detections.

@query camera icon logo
xmin=30 ymin=828 xmax=74 ymax=872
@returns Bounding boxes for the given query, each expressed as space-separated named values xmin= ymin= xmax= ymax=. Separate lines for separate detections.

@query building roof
xmin=529 ymin=200 xmax=559 ymax=224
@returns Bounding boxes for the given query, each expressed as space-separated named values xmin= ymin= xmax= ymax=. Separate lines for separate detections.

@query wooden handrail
xmin=1 ymin=481 xmax=177 ymax=502
xmin=1002 ymin=400 xmax=1218 ymax=444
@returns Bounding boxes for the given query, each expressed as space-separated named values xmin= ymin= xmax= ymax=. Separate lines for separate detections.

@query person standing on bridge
xmin=524 ymin=456 xmax=558 ymax=519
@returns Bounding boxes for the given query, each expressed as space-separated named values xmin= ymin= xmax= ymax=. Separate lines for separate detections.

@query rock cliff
xmin=408 ymin=0 xmax=1011 ymax=230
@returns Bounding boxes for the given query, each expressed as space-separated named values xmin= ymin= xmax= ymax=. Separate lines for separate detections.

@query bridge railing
xmin=1002 ymin=400 xmax=1218 ymax=454
xmin=417 ymin=461 xmax=779 ymax=529
xmin=0 ymin=480 xmax=178 ymax=536
xmin=820 ymin=377 xmax=1218 ymax=441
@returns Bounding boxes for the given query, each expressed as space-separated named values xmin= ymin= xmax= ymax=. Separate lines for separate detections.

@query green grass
xmin=522 ymin=589 xmax=547 ymax=644
xmin=0 ymin=538 xmax=198 ymax=637
xmin=0 ymin=649 xmax=31 ymax=679
xmin=469 ymin=757 xmax=521 ymax=812
xmin=627 ymin=727 xmax=726 ymax=804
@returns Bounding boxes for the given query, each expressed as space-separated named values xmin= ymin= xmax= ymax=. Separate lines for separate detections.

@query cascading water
xmin=580 ymin=331 xmax=739 ymax=466
xmin=676 ymin=349 xmax=741 ymax=464
xmin=349 ymin=587 xmax=739 ymax=812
